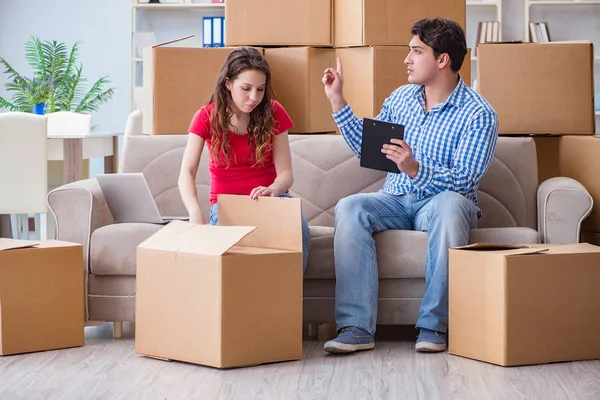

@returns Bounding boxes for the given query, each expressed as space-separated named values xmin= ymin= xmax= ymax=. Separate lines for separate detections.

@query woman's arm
xmin=250 ymin=131 xmax=294 ymax=199
xmin=178 ymin=133 xmax=206 ymax=224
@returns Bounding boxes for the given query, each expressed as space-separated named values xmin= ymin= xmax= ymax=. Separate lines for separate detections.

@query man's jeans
xmin=333 ymin=191 xmax=478 ymax=336
xmin=209 ymin=193 xmax=311 ymax=273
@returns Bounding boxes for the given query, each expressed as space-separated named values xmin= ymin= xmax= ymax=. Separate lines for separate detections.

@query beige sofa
xmin=48 ymin=134 xmax=593 ymax=334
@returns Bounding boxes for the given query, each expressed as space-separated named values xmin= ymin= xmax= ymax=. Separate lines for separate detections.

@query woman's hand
xmin=250 ymin=185 xmax=280 ymax=200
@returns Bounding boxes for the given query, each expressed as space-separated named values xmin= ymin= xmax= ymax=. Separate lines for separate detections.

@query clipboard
xmin=360 ymin=118 xmax=405 ymax=174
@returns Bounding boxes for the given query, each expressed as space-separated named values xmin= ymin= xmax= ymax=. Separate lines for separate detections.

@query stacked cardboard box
xmin=142 ymin=43 xmax=265 ymax=135
xmin=225 ymin=0 xmax=468 ymax=134
xmin=477 ymin=41 xmax=598 ymax=235
xmin=142 ymin=1 xmax=471 ymax=135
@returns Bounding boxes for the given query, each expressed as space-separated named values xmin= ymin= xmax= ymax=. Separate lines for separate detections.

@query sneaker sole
xmin=324 ymin=341 xmax=375 ymax=354
xmin=415 ymin=342 xmax=446 ymax=353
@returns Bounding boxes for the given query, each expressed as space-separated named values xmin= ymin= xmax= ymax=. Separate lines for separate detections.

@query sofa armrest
xmin=47 ymin=179 xmax=114 ymax=320
xmin=537 ymin=177 xmax=593 ymax=244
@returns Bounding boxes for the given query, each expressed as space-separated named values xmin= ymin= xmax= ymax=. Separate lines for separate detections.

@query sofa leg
xmin=317 ymin=323 xmax=338 ymax=342
xmin=113 ymin=321 xmax=123 ymax=339
xmin=308 ymin=323 xmax=318 ymax=337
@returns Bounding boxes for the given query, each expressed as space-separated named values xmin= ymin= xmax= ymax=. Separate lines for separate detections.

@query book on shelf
xmin=475 ymin=21 xmax=500 ymax=55
xmin=529 ymin=22 xmax=551 ymax=43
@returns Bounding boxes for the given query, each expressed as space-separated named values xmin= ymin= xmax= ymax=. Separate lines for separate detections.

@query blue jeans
xmin=333 ymin=191 xmax=478 ymax=336
xmin=209 ymin=193 xmax=311 ymax=273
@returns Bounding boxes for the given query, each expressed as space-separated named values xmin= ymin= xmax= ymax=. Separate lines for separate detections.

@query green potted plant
xmin=0 ymin=37 xmax=115 ymax=114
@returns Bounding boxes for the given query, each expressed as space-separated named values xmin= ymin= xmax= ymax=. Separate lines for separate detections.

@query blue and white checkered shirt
xmin=333 ymin=76 xmax=498 ymax=213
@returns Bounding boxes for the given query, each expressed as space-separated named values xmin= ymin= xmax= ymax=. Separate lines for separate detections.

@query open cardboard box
xmin=135 ymin=195 xmax=303 ymax=368
xmin=0 ymin=239 xmax=84 ymax=355
xmin=449 ymin=242 xmax=600 ymax=366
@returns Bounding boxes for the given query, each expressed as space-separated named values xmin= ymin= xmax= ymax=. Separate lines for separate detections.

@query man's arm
xmin=333 ymin=101 xmax=392 ymax=158
xmin=323 ymin=56 xmax=392 ymax=158
xmin=411 ymin=110 xmax=498 ymax=196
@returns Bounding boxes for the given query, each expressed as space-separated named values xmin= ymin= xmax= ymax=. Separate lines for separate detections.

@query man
xmin=322 ymin=18 xmax=498 ymax=354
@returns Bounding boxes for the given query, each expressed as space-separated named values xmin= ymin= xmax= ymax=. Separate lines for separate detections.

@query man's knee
xmin=335 ymin=194 xmax=367 ymax=218
xmin=430 ymin=192 xmax=473 ymax=218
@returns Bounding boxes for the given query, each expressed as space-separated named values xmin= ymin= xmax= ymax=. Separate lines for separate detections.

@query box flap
xmin=480 ymin=40 xmax=590 ymax=46
xmin=452 ymin=243 xmax=549 ymax=256
xmin=217 ymin=195 xmax=302 ymax=252
xmin=152 ymin=34 xmax=195 ymax=48
xmin=454 ymin=243 xmax=524 ymax=251
xmin=138 ymin=220 xmax=256 ymax=256
xmin=542 ymin=243 xmax=600 ymax=255
xmin=0 ymin=239 xmax=39 ymax=251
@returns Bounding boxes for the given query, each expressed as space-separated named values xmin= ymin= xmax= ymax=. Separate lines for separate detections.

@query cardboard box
xmin=135 ymin=195 xmax=303 ymax=368
xmin=478 ymin=42 xmax=595 ymax=135
xmin=336 ymin=46 xmax=471 ymax=121
xmin=449 ymin=243 xmax=600 ymax=367
xmin=582 ymin=230 xmax=600 ymax=246
xmin=266 ymin=47 xmax=337 ymax=133
xmin=143 ymin=38 xmax=262 ymax=135
xmin=225 ymin=0 xmax=332 ymax=46
xmin=0 ymin=239 xmax=84 ymax=356
xmin=533 ymin=136 xmax=560 ymax=183
xmin=334 ymin=0 xmax=466 ymax=47
xmin=559 ymin=135 xmax=600 ymax=232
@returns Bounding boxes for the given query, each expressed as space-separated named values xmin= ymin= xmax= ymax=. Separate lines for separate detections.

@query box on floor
xmin=135 ymin=195 xmax=303 ymax=369
xmin=449 ymin=243 xmax=600 ymax=367
xmin=0 ymin=239 xmax=84 ymax=356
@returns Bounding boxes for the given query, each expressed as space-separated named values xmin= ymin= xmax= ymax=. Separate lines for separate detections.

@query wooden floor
xmin=1 ymin=323 xmax=600 ymax=400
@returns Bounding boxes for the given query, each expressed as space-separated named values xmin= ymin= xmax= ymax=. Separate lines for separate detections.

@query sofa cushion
xmin=122 ymin=135 xmax=212 ymax=222
xmin=288 ymin=135 xmax=386 ymax=226
xmin=469 ymin=227 xmax=540 ymax=245
xmin=288 ymin=135 xmax=539 ymax=230
xmin=306 ymin=226 xmax=540 ymax=280
xmin=306 ymin=228 xmax=430 ymax=279
xmin=90 ymin=223 xmax=162 ymax=275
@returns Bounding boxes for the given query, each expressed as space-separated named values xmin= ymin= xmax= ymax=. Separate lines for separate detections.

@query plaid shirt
xmin=333 ymin=76 xmax=498 ymax=213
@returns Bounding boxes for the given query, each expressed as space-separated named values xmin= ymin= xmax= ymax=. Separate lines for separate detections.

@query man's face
xmin=404 ymin=35 xmax=439 ymax=85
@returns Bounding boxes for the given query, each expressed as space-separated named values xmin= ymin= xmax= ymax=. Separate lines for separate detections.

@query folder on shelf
xmin=203 ymin=16 xmax=225 ymax=47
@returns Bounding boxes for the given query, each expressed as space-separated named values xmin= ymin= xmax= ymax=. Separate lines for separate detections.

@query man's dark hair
xmin=411 ymin=18 xmax=467 ymax=73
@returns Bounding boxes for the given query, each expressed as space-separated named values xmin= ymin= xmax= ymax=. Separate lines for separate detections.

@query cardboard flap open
xmin=217 ymin=195 xmax=303 ymax=252
xmin=0 ymin=239 xmax=39 ymax=251
xmin=138 ymin=220 xmax=256 ymax=256
xmin=152 ymin=34 xmax=195 ymax=48
xmin=453 ymin=243 xmax=549 ymax=256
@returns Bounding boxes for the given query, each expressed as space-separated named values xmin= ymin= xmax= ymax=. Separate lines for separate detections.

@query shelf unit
xmin=466 ymin=0 xmax=502 ymax=62
xmin=129 ymin=0 xmax=225 ymax=111
xmin=133 ymin=3 xmax=225 ymax=9
xmin=525 ymin=0 xmax=600 ymax=42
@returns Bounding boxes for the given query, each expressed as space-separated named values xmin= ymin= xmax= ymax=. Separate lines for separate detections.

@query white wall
xmin=0 ymin=0 xmax=130 ymax=175
xmin=0 ymin=0 xmax=598 ymax=146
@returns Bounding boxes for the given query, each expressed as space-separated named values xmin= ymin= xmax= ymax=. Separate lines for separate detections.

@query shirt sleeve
xmin=411 ymin=109 xmax=499 ymax=196
xmin=272 ymin=101 xmax=294 ymax=135
xmin=332 ymin=96 xmax=394 ymax=158
xmin=188 ymin=106 xmax=211 ymax=141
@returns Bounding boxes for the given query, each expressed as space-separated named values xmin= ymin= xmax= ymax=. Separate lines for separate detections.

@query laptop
xmin=360 ymin=118 xmax=405 ymax=174
xmin=96 ymin=173 xmax=188 ymax=224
